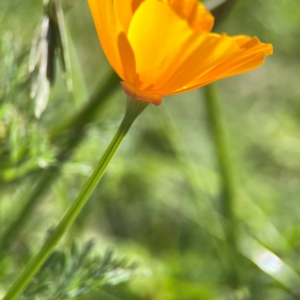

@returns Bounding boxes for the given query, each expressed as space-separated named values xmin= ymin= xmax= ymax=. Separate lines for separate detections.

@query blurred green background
xmin=1 ymin=0 xmax=300 ymax=299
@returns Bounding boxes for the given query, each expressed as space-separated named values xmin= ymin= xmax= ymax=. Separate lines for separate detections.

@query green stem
xmin=3 ymin=97 xmax=148 ymax=300
xmin=0 ymin=70 xmax=119 ymax=251
xmin=204 ymin=84 xmax=239 ymax=288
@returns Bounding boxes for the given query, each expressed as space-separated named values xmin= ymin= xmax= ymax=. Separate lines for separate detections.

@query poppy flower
xmin=88 ymin=0 xmax=273 ymax=105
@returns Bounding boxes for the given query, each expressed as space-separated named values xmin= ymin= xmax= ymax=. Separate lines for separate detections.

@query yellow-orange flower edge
xmin=88 ymin=0 xmax=273 ymax=105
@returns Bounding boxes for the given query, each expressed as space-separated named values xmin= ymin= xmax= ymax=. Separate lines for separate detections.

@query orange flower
xmin=88 ymin=0 xmax=273 ymax=105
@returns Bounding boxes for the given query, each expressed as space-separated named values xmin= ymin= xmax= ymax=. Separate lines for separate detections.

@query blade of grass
xmin=239 ymin=234 xmax=300 ymax=297
xmin=204 ymin=83 xmax=240 ymax=288
xmin=156 ymin=104 xmax=224 ymax=238
xmin=154 ymin=174 xmax=300 ymax=297
xmin=49 ymin=69 xmax=119 ymax=140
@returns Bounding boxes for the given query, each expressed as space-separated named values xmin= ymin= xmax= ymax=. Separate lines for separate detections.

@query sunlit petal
xmin=128 ymin=0 xmax=197 ymax=91
xmin=162 ymin=0 xmax=214 ymax=32
xmin=114 ymin=0 xmax=144 ymax=33
xmin=87 ymin=0 xmax=136 ymax=82
xmin=88 ymin=0 xmax=272 ymax=104
xmin=177 ymin=38 xmax=273 ymax=92
xmin=155 ymin=33 xmax=241 ymax=93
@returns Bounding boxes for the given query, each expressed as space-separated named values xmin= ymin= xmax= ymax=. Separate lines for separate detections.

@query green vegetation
xmin=1 ymin=0 xmax=300 ymax=299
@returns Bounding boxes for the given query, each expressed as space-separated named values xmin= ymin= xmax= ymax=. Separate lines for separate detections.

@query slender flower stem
xmin=3 ymin=97 xmax=148 ymax=300
xmin=0 ymin=70 xmax=119 ymax=252
xmin=204 ymin=83 xmax=240 ymax=288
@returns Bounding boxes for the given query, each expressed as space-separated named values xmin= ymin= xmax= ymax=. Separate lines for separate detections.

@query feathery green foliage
xmin=20 ymin=240 xmax=142 ymax=300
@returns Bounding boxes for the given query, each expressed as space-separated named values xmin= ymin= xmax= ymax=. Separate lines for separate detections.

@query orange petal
xmin=171 ymin=53 xmax=266 ymax=95
xmin=233 ymin=36 xmax=273 ymax=55
xmin=114 ymin=0 xmax=144 ymax=33
xmin=117 ymin=33 xmax=137 ymax=84
xmin=172 ymin=38 xmax=273 ymax=94
xmin=128 ymin=0 xmax=209 ymax=92
xmin=154 ymin=33 xmax=241 ymax=93
xmin=162 ymin=0 xmax=214 ymax=32
xmin=87 ymin=0 xmax=136 ymax=82
xmin=198 ymin=39 xmax=273 ymax=81
xmin=233 ymin=35 xmax=260 ymax=48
